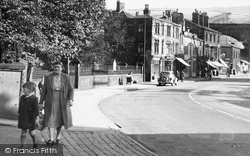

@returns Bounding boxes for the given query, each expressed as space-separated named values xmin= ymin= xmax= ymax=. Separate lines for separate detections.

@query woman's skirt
xmin=47 ymin=90 xmax=64 ymax=128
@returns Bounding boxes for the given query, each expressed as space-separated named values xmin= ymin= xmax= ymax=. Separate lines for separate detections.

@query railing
xmin=78 ymin=64 xmax=142 ymax=76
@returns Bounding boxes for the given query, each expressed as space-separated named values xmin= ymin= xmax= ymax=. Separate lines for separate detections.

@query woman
xmin=39 ymin=61 xmax=74 ymax=145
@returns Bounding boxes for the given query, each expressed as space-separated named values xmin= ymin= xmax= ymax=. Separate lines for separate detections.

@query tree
xmin=0 ymin=0 xmax=108 ymax=67
xmin=80 ymin=31 xmax=111 ymax=66
xmin=103 ymin=12 xmax=135 ymax=64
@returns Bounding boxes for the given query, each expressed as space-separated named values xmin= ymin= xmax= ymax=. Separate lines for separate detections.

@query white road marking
xmin=189 ymin=89 xmax=250 ymax=123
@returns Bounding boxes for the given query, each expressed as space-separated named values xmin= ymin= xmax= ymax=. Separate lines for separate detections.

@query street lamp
xmin=143 ymin=17 xmax=146 ymax=82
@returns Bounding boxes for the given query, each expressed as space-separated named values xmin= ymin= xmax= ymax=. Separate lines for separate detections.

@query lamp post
xmin=143 ymin=17 xmax=146 ymax=82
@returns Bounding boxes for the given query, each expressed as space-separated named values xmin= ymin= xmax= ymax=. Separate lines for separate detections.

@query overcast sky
xmin=105 ymin=0 xmax=250 ymax=10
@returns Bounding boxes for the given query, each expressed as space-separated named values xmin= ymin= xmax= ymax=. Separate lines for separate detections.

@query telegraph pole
xmin=143 ymin=17 xmax=146 ymax=82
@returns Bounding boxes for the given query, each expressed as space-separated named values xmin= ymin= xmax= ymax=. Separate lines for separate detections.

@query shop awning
xmin=206 ymin=61 xmax=218 ymax=68
xmin=240 ymin=60 xmax=250 ymax=65
xmin=211 ymin=61 xmax=224 ymax=67
xmin=175 ymin=57 xmax=190 ymax=66
xmin=218 ymin=58 xmax=229 ymax=68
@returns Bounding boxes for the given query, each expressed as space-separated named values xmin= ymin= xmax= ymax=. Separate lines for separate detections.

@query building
xmin=209 ymin=23 xmax=250 ymax=62
xmin=125 ymin=5 xmax=183 ymax=81
xmin=184 ymin=9 xmax=222 ymax=77
xmin=181 ymin=31 xmax=203 ymax=78
xmin=220 ymin=35 xmax=246 ymax=74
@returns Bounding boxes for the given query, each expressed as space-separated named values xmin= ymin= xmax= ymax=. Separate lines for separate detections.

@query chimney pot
xmin=143 ymin=4 xmax=150 ymax=15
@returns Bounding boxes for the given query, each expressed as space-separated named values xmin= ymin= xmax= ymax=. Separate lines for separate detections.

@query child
xmin=18 ymin=81 xmax=39 ymax=149
xmin=38 ymin=76 xmax=44 ymax=95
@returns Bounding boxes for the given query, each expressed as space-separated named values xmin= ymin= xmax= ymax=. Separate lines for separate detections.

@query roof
xmin=184 ymin=19 xmax=221 ymax=33
xmin=220 ymin=35 xmax=245 ymax=49
xmin=130 ymin=14 xmax=151 ymax=19
xmin=122 ymin=11 xmax=135 ymax=18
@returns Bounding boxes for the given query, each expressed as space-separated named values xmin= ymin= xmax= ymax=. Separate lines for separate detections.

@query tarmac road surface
xmin=99 ymin=75 xmax=250 ymax=156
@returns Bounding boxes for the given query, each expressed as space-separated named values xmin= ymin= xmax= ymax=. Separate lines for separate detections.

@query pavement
xmin=0 ymin=73 xmax=248 ymax=156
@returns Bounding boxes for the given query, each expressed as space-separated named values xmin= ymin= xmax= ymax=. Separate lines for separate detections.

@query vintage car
xmin=158 ymin=71 xmax=178 ymax=86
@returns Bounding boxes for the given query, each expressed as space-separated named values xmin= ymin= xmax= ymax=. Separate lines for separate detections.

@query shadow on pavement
xmin=0 ymin=123 xmax=157 ymax=156
xmin=129 ymin=133 xmax=250 ymax=156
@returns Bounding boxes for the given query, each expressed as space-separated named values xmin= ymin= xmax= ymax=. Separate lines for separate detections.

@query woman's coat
xmin=40 ymin=73 xmax=74 ymax=129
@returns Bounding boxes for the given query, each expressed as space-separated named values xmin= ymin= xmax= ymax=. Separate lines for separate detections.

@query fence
xmin=78 ymin=64 xmax=142 ymax=76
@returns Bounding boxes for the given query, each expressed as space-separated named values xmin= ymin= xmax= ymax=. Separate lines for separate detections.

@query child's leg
xmin=29 ymin=130 xmax=37 ymax=144
xmin=55 ymin=126 xmax=62 ymax=140
xmin=20 ymin=129 xmax=27 ymax=147
xmin=48 ymin=127 xmax=54 ymax=141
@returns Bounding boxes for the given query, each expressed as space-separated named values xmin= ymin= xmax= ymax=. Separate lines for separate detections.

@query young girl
xmin=18 ymin=81 xmax=39 ymax=149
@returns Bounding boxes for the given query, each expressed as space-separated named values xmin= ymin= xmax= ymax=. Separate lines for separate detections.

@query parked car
xmin=158 ymin=71 xmax=178 ymax=86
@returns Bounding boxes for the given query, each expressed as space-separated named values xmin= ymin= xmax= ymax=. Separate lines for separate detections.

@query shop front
xmin=174 ymin=57 xmax=190 ymax=80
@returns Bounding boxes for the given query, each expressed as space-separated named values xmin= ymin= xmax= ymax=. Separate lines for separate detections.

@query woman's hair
xmin=54 ymin=61 xmax=64 ymax=67
xmin=22 ymin=81 xmax=36 ymax=92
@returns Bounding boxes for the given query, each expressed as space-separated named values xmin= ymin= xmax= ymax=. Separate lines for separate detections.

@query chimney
xmin=143 ymin=4 xmax=150 ymax=15
xmin=199 ymin=13 xmax=204 ymax=26
xmin=165 ymin=10 xmax=172 ymax=21
xmin=135 ymin=12 xmax=139 ymax=16
xmin=203 ymin=12 xmax=209 ymax=27
xmin=161 ymin=12 xmax=166 ymax=19
xmin=172 ymin=10 xmax=184 ymax=24
xmin=116 ymin=0 xmax=125 ymax=12
xmin=192 ymin=9 xmax=200 ymax=25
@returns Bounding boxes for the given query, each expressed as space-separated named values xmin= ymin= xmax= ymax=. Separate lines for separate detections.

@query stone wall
xmin=78 ymin=74 xmax=143 ymax=90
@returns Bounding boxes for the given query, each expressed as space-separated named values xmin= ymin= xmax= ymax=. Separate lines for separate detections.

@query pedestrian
xmin=18 ymin=81 xmax=39 ymax=149
xmin=179 ymin=70 xmax=185 ymax=82
xmin=226 ymin=68 xmax=231 ymax=78
xmin=181 ymin=70 xmax=185 ymax=82
xmin=38 ymin=76 xmax=44 ymax=95
xmin=39 ymin=61 xmax=74 ymax=145
xmin=176 ymin=70 xmax=180 ymax=80
xmin=126 ymin=71 xmax=133 ymax=85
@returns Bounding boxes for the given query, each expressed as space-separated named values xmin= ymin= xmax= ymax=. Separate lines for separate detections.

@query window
xmin=137 ymin=43 xmax=144 ymax=53
xmin=173 ymin=27 xmax=175 ymax=38
xmin=155 ymin=23 xmax=160 ymax=34
xmin=176 ymin=28 xmax=179 ymax=39
xmin=138 ymin=24 xmax=143 ymax=32
xmin=162 ymin=24 xmax=164 ymax=35
xmin=214 ymin=34 xmax=216 ymax=43
xmin=167 ymin=26 xmax=171 ymax=37
xmin=210 ymin=33 xmax=212 ymax=42
xmin=154 ymin=39 xmax=159 ymax=54
xmin=205 ymin=32 xmax=208 ymax=41
xmin=162 ymin=40 xmax=164 ymax=54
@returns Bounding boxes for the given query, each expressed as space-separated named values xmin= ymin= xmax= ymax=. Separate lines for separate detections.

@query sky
xmin=105 ymin=0 xmax=250 ymax=10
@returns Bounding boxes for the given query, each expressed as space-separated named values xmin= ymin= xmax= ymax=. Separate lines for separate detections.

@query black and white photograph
xmin=0 ymin=0 xmax=250 ymax=155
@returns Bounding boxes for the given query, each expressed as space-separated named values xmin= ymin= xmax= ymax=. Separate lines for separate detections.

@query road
xmin=99 ymin=76 xmax=250 ymax=156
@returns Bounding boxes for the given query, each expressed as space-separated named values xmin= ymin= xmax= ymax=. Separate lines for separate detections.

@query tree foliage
xmin=0 ymin=0 xmax=108 ymax=66
xmin=102 ymin=12 xmax=135 ymax=64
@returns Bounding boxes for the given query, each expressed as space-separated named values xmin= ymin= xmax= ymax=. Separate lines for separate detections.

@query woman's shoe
xmin=55 ymin=139 xmax=62 ymax=145
xmin=46 ymin=139 xmax=54 ymax=146
xmin=33 ymin=143 xmax=38 ymax=149
xmin=19 ymin=145 xmax=24 ymax=149
xmin=54 ymin=139 xmax=62 ymax=145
